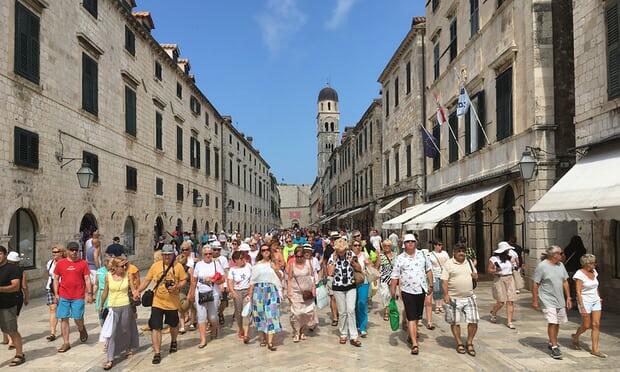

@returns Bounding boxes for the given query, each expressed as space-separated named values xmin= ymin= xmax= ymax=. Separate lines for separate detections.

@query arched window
xmin=192 ymin=219 xmax=197 ymax=236
xmin=176 ymin=218 xmax=183 ymax=233
xmin=8 ymin=209 xmax=36 ymax=268
xmin=324 ymin=123 xmax=328 ymax=132
xmin=331 ymin=122 xmax=335 ymax=132
xmin=205 ymin=221 xmax=210 ymax=233
xmin=123 ymin=216 xmax=136 ymax=256
xmin=502 ymin=187 xmax=516 ymax=241
xmin=328 ymin=102 xmax=331 ymax=110
xmin=214 ymin=222 xmax=219 ymax=233
xmin=320 ymin=103 xmax=323 ymax=111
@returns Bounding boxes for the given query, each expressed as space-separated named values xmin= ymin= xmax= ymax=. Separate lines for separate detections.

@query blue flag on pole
xmin=421 ymin=127 xmax=439 ymax=158
xmin=456 ymin=87 xmax=470 ymax=117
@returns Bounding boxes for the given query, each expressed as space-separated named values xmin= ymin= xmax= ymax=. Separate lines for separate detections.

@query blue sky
xmin=144 ymin=0 xmax=425 ymax=184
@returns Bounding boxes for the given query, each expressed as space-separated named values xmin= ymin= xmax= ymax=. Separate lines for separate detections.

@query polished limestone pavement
xmin=1 ymin=281 xmax=618 ymax=371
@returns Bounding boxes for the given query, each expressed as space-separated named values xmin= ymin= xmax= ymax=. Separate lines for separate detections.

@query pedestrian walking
xmin=98 ymin=257 xmax=139 ymax=370
xmin=322 ymin=231 xmax=339 ymax=326
xmin=188 ymin=245 xmax=226 ymax=348
xmin=93 ymin=258 xmax=111 ymax=326
xmin=0 ymin=246 xmax=25 ymax=366
xmin=3 ymin=252 xmax=28 ymax=350
xmin=488 ymin=241 xmax=517 ymax=329
xmin=532 ymin=245 xmax=572 ymax=359
xmin=327 ymin=238 xmax=361 ymax=347
xmin=228 ymin=251 xmax=252 ymax=343
xmin=571 ymin=254 xmax=606 ymax=358
xmin=53 ymin=241 xmax=93 ymax=353
xmin=428 ymin=240 xmax=449 ymax=314
xmin=44 ymin=244 xmax=64 ymax=342
xmin=441 ymin=243 xmax=479 ymax=356
xmin=351 ymin=239 xmax=370 ymax=338
xmin=288 ymin=246 xmax=317 ymax=343
xmin=136 ymin=244 xmax=187 ymax=364
xmin=376 ymin=239 xmax=395 ymax=321
xmin=390 ymin=234 xmax=433 ymax=355
xmin=212 ymin=243 xmax=230 ymax=326
xmin=248 ymin=244 xmax=283 ymax=351
xmin=86 ymin=232 xmax=101 ymax=283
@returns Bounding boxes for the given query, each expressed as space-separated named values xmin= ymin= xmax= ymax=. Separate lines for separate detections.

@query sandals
xmin=383 ymin=314 xmax=389 ymax=321
xmin=434 ymin=308 xmax=441 ymax=314
xmin=456 ymin=344 xmax=466 ymax=354
xmin=360 ymin=331 xmax=368 ymax=338
xmin=103 ymin=361 xmax=113 ymax=370
xmin=169 ymin=341 xmax=178 ymax=353
xmin=46 ymin=334 xmax=56 ymax=342
xmin=350 ymin=339 xmax=362 ymax=347
xmin=260 ymin=341 xmax=267 ymax=347
xmin=411 ymin=345 xmax=419 ymax=355
xmin=267 ymin=343 xmax=277 ymax=351
xmin=57 ymin=343 xmax=71 ymax=353
xmin=506 ymin=323 xmax=516 ymax=330
xmin=571 ymin=334 xmax=581 ymax=350
xmin=591 ymin=351 xmax=607 ymax=358
xmin=300 ymin=334 xmax=307 ymax=341
xmin=79 ymin=327 xmax=88 ymax=343
xmin=152 ymin=353 xmax=161 ymax=364
xmin=293 ymin=335 xmax=300 ymax=343
xmin=243 ymin=336 xmax=250 ymax=344
xmin=331 ymin=319 xmax=339 ymax=327
xmin=489 ymin=311 xmax=497 ymax=323
xmin=9 ymin=354 xmax=25 ymax=367
xmin=339 ymin=337 xmax=347 ymax=344
xmin=425 ymin=323 xmax=436 ymax=330
xmin=466 ymin=344 xmax=476 ymax=357
xmin=179 ymin=327 xmax=186 ymax=335
xmin=198 ymin=343 xmax=207 ymax=349
xmin=219 ymin=314 xmax=225 ymax=325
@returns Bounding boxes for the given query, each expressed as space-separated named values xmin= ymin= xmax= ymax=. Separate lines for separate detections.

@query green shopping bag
xmin=388 ymin=298 xmax=400 ymax=331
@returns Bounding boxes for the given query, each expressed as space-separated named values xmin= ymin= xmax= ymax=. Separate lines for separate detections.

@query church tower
xmin=316 ymin=85 xmax=340 ymax=178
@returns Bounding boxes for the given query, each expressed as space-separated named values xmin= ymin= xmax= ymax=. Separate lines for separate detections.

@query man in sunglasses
xmin=53 ymin=241 xmax=93 ymax=353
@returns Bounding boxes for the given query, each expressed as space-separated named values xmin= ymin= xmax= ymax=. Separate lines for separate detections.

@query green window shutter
xmin=82 ymin=53 xmax=98 ymax=115
xmin=14 ymin=127 xmax=38 ymax=169
xmin=465 ymin=106 xmax=472 ymax=155
xmin=205 ymin=144 xmax=211 ymax=176
xmin=125 ymin=86 xmax=136 ymax=136
xmin=190 ymin=137 xmax=195 ymax=167
xmin=448 ymin=112 xmax=459 ymax=163
xmin=176 ymin=126 xmax=183 ymax=160
xmin=496 ymin=67 xmax=513 ymax=141
xmin=155 ymin=112 xmax=163 ymax=150
xmin=476 ymin=91 xmax=486 ymax=150
xmin=14 ymin=2 xmax=40 ymax=84
xmin=607 ymin=2 xmax=619 ymax=99
xmin=196 ymin=141 xmax=201 ymax=169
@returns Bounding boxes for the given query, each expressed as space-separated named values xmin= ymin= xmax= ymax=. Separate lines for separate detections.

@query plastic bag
xmin=99 ymin=309 xmax=114 ymax=342
xmin=316 ymin=284 xmax=329 ymax=310
xmin=389 ymin=298 xmax=400 ymax=332
xmin=241 ymin=300 xmax=252 ymax=317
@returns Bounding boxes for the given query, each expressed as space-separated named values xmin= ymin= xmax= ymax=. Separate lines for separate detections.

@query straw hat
xmin=494 ymin=241 xmax=514 ymax=254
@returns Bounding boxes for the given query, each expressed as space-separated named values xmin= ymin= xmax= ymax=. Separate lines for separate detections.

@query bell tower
xmin=317 ymin=85 xmax=340 ymax=178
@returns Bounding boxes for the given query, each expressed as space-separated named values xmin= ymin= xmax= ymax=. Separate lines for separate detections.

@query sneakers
xmin=550 ymin=346 xmax=562 ymax=359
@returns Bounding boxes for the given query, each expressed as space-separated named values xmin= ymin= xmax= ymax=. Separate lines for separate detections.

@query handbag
xmin=512 ymin=268 xmax=525 ymax=290
xmin=365 ymin=265 xmax=380 ymax=283
xmin=198 ymin=291 xmax=214 ymax=304
xmin=467 ymin=259 xmax=477 ymax=290
xmin=142 ymin=258 xmax=175 ymax=307
xmin=293 ymin=263 xmax=314 ymax=301
xmin=388 ymin=298 xmax=400 ymax=332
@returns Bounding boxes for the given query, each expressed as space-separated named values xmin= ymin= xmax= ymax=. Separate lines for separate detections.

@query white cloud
xmin=324 ymin=0 xmax=357 ymax=30
xmin=256 ymin=0 xmax=307 ymax=53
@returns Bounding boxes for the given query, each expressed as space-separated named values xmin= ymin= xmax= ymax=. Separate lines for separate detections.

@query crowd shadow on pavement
xmin=0 ymin=345 xmax=57 ymax=368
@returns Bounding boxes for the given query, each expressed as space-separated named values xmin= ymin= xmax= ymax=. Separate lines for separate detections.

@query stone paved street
xmin=1 ymin=281 xmax=619 ymax=371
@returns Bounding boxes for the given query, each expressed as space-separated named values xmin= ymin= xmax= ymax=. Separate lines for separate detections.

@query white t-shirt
xmin=193 ymin=260 xmax=225 ymax=295
xmin=370 ymin=236 xmax=382 ymax=251
xmin=216 ymin=256 xmax=230 ymax=288
xmin=573 ymin=269 xmax=600 ymax=304
xmin=508 ymin=250 xmax=519 ymax=266
xmin=429 ymin=250 xmax=449 ymax=278
xmin=249 ymin=250 xmax=259 ymax=265
xmin=356 ymin=251 xmax=369 ymax=272
xmin=490 ymin=256 xmax=513 ymax=276
xmin=46 ymin=259 xmax=57 ymax=290
xmin=228 ymin=264 xmax=252 ymax=290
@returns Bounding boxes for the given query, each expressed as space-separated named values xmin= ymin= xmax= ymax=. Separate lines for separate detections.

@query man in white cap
xmin=211 ymin=241 xmax=230 ymax=325
xmin=390 ymin=233 xmax=432 ymax=355
xmin=0 ymin=247 xmax=25 ymax=366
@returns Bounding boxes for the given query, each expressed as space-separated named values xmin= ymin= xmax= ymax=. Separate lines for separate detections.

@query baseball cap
xmin=239 ymin=243 xmax=251 ymax=252
xmin=403 ymin=234 xmax=417 ymax=243
xmin=161 ymin=244 xmax=175 ymax=254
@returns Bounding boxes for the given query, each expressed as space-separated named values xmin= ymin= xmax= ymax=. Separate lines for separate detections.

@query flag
xmin=421 ymin=127 xmax=439 ymax=158
xmin=433 ymin=91 xmax=448 ymax=125
xmin=456 ymin=87 xmax=470 ymax=117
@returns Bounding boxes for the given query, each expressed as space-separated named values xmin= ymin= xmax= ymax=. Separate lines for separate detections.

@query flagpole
xmin=431 ymin=89 xmax=464 ymax=158
xmin=464 ymin=86 xmax=491 ymax=146
xmin=418 ymin=123 xmax=445 ymax=162
xmin=447 ymin=120 xmax=465 ymax=157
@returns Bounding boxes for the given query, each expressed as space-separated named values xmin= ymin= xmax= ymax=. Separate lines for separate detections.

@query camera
xmin=164 ymin=280 xmax=175 ymax=289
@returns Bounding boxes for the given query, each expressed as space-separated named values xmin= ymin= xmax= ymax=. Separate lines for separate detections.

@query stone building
xmin=278 ymin=184 xmax=311 ymax=229
xmin=376 ymin=17 xmax=427 ymax=232
xmin=529 ymin=0 xmax=620 ymax=309
xmin=0 ymin=0 xmax=278 ymax=294
xmin=393 ymin=0 xmax=576 ymax=274
xmin=221 ymin=118 xmax=280 ymax=236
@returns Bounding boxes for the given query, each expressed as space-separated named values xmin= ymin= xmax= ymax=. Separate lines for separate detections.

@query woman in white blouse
xmin=488 ymin=242 xmax=517 ymax=329
xmin=571 ymin=254 xmax=605 ymax=358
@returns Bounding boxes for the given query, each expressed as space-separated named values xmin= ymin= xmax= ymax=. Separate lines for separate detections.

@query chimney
xmin=246 ymin=136 xmax=253 ymax=145
xmin=177 ymin=58 xmax=191 ymax=75
xmin=133 ymin=11 xmax=155 ymax=32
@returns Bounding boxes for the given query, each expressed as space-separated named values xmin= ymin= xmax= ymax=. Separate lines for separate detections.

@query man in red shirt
xmin=53 ymin=241 xmax=93 ymax=353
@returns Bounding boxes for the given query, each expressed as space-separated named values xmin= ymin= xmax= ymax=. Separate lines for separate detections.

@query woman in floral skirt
xmin=248 ymin=244 xmax=283 ymax=351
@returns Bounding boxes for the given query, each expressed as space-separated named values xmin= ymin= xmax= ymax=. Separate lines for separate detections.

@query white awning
xmin=320 ymin=213 xmax=340 ymax=224
xmin=382 ymin=199 xmax=446 ymax=230
xmin=338 ymin=206 xmax=367 ymax=220
xmin=405 ymin=183 xmax=509 ymax=230
xmin=378 ymin=195 xmax=408 ymax=214
xmin=529 ymin=143 xmax=620 ymax=221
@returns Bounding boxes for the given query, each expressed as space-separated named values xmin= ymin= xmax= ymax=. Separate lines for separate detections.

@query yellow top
xmin=107 ymin=273 xmax=130 ymax=307
xmin=145 ymin=261 xmax=187 ymax=310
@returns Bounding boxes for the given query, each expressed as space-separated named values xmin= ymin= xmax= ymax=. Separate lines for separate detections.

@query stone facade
xmin=0 ymin=0 xmax=278 ymax=294
xmin=278 ymin=184 xmax=311 ymax=228
xmin=571 ymin=0 xmax=620 ymax=310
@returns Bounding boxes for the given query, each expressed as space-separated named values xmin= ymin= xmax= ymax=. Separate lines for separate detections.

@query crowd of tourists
xmin=0 ymin=227 xmax=606 ymax=367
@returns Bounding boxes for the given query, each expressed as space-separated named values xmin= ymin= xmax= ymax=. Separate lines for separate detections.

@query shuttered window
xmin=83 ymin=0 xmax=97 ymax=18
xmin=176 ymin=82 xmax=182 ymax=99
xmin=394 ymin=151 xmax=400 ymax=182
xmin=82 ymin=53 xmax=98 ymax=115
xmin=190 ymin=137 xmax=195 ymax=167
xmin=126 ymin=166 xmax=137 ymax=191
xmin=448 ymin=112 xmax=459 ymax=163
xmin=214 ymin=149 xmax=220 ymax=179
xmin=205 ymin=143 xmax=211 ymax=176
xmin=156 ymin=177 xmax=163 ymax=196
xmin=82 ymin=151 xmax=99 ymax=183
xmin=465 ymin=90 xmax=486 ymax=154
xmin=449 ymin=18 xmax=457 ymax=62
xmin=124 ymin=26 xmax=135 ymax=56
xmin=470 ymin=0 xmax=479 ymax=37
xmin=607 ymin=0 xmax=619 ymax=99
xmin=14 ymin=127 xmax=38 ymax=169
xmin=155 ymin=112 xmax=163 ymax=150
xmin=14 ymin=2 xmax=40 ymax=84
xmin=155 ymin=61 xmax=162 ymax=80
xmin=496 ymin=67 xmax=513 ymax=141
xmin=433 ymin=42 xmax=440 ymax=80
xmin=394 ymin=77 xmax=399 ymax=107
xmin=176 ymin=183 xmax=184 ymax=202
xmin=176 ymin=126 xmax=183 ymax=160
xmin=125 ymin=86 xmax=136 ymax=136
xmin=432 ymin=124 xmax=441 ymax=171
xmin=406 ymin=143 xmax=412 ymax=178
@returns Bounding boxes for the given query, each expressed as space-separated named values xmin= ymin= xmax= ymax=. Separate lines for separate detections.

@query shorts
xmin=148 ymin=307 xmax=180 ymax=330
xmin=578 ymin=301 xmax=602 ymax=314
xmin=0 ymin=306 xmax=18 ymax=333
xmin=444 ymin=296 xmax=480 ymax=325
xmin=195 ymin=291 xmax=220 ymax=323
xmin=542 ymin=307 xmax=568 ymax=324
xmin=46 ymin=289 xmax=55 ymax=306
xmin=56 ymin=298 xmax=85 ymax=320
xmin=492 ymin=276 xmax=517 ymax=303
xmin=326 ymin=277 xmax=334 ymax=296
xmin=432 ymin=277 xmax=443 ymax=300
xmin=401 ymin=291 xmax=425 ymax=321
xmin=89 ymin=269 xmax=97 ymax=286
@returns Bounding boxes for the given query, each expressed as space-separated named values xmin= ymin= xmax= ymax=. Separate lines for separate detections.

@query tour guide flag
xmin=421 ymin=127 xmax=439 ymax=158
xmin=456 ymin=87 xmax=470 ymax=117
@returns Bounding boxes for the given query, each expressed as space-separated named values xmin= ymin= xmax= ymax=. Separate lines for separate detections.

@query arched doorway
xmin=291 ymin=219 xmax=300 ymax=229
xmin=214 ymin=222 xmax=219 ymax=233
xmin=205 ymin=221 xmax=210 ymax=233
xmin=192 ymin=219 xmax=198 ymax=237
xmin=176 ymin=218 xmax=183 ymax=234
xmin=502 ymin=187 xmax=516 ymax=241
xmin=473 ymin=200 xmax=485 ymax=273
xmin=8 ymin=209 xmax=37 ymax=268
xmin=154 ymin=216 xmax=164 ymax=247
xmin=123 ymin=216 xmax=136 ymax=255
xmin=80 ymin=213 xmax=98 ymax=259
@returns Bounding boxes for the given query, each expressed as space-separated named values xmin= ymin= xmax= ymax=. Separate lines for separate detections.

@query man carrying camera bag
xmin=136 ymin=244 xmax=187 ymax=364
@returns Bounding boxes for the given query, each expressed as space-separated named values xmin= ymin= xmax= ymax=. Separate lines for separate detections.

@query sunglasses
xmin=68 ymin=248 xmax=79 ymax=252
xmin=182 ymin=249 xmax=190 ymax=252
xmin=52 ymin=251 xmax=60 ymax=254
xmin=232 ymin=242 xmax=239 ymax=245
xmin=295 ymin=255 xmax=304 ymax=258
xmin=353 ymin=235 xmax=361 ymax=238
xmin=353 ymin=244 xmax=361 ymax=247
xmin=261 ymin=249 xmax=270 ymax=252
xmin=204 ymin=252 xmax=213 ymax=256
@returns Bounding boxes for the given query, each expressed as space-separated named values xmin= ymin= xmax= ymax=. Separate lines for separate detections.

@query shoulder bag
xmin=142 ymin=258 xmax=175 ymax=307
xmin=467 ymin=259 xmax=477 ymax=290
xmin=293 ymin=262 xmax=315 ymax=301
xmin=198 ymin=262 xmax=216 ymax=304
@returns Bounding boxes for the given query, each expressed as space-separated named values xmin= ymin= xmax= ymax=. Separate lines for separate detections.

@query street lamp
xmin=76 ymin=162 xmax=95 ymax=189
xmin=519 ymin=150 xmax=537 ymax=181
xmin=194 ymin=193 xmax=203 ymax=207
